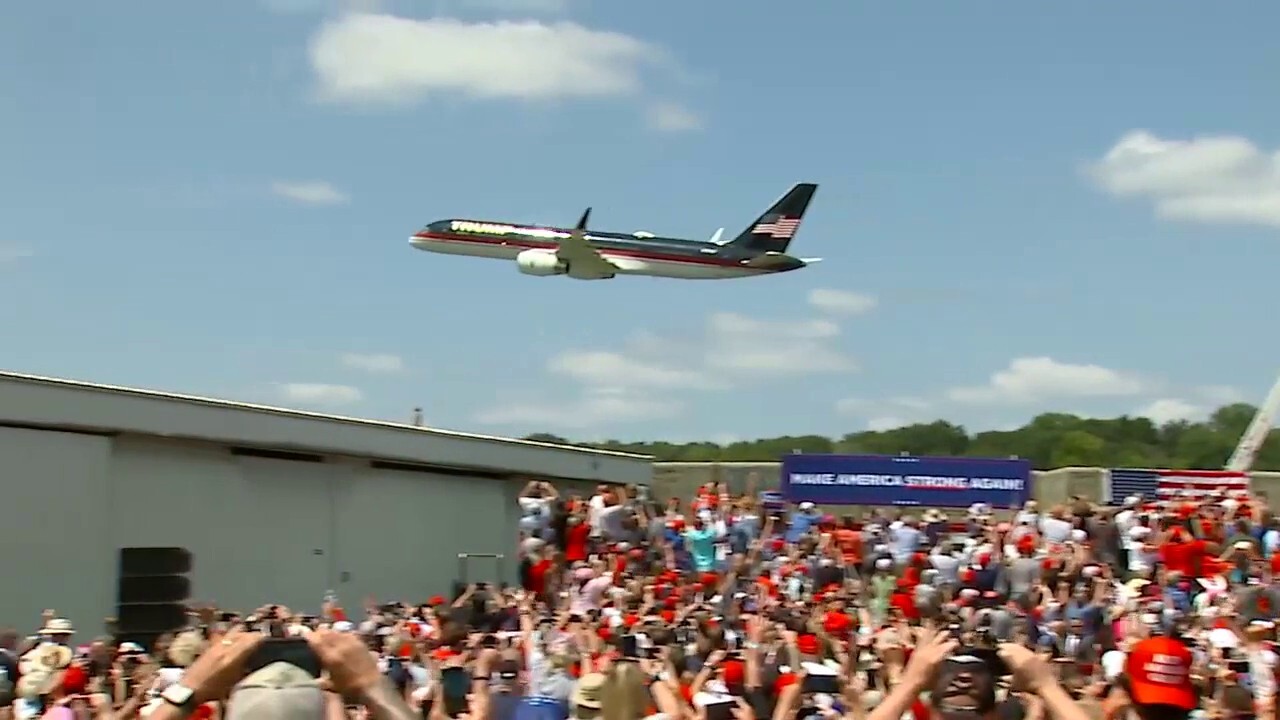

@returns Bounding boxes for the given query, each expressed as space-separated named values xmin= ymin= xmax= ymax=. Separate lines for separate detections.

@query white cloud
xmin=340 ymin=353 xmax=405 ymax=373
xmin=1136 ymin=398 xmax=1204 ymax=425
xmin=455 ymin=0 xmax=572 ymax=14
xmin=548 ymin=351 xmax=719 ymax=390
xmin=309 ymin=13 xmax=673 ymax=106
xmin=277 ymin=383 xmax=363 ymax=406
xmin=271 ymin=180 xmax=349 ymax=206
xmin=837 ymin=397 xmax=934 ymax=432
xmin=891 ymin=396 xmax=931 ymax=411
xmin=808 ymin=289 xmax=877 ymax=316
xmin=1195 ymin=384 xmax=1245 ymax=405
xmin=477 ymin=307 xmax=856 ymax=429
xmin=645 ymin=102 xmax=702 ymax=132
xmin=1088 ymin=130 xmax=1280 ymax=228
xmin=866 ymin=416 xmax=911 ymax=432
xmin=262 ymin=0 xmax=384 ymax=13
xmin=475 ymin=387 xmax=680 ymax=428
xmin=704 ymin=312 xmax=855 ymax=373
xmin=0 ymin=245 xmax=33 ymax=264
xmin=948 ymin=356 xmax=1146 ymax=404
xmin=834 ymin=397 xmax=869 ymax=415
xmin=836 ymin=396 xmax=930 ymax=417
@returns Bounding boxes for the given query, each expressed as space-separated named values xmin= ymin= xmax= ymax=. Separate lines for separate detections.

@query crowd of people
xmin=2 ymin=477 xmax=1279 ymax=720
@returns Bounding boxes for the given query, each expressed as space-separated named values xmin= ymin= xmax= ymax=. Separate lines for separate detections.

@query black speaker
xmin=115 ymin=547 xmax=192 ymax=647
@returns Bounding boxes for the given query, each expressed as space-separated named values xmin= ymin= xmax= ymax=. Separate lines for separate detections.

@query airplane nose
xmin=408 ymin=235 xmax=428 ymax=249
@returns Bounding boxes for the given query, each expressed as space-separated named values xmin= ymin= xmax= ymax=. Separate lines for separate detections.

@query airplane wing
xmin=554 ymin=207 xmax=618 ymax=279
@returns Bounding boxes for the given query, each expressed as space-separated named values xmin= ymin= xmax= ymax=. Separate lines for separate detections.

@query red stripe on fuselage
xmin=413 ymin=232 xmax=753 ymax=268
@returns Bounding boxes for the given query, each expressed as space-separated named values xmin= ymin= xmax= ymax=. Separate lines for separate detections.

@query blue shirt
xmin=685 ymin=527 xmax=718 ymax=571
xmin=786 ymin=511 xmax=818 ymax=543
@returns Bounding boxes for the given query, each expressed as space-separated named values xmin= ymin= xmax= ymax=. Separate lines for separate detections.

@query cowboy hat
xmin=571 ymin=672 xmax=606 ymax=709
xmin=168 ymin=631 xmax=205 ymax=668
xmin=40 ymin=618 xmax=74 ymax=636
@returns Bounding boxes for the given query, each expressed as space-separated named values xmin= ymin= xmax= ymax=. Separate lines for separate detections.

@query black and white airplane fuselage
xmin=408 ymin=183 xmax=820 ymax=281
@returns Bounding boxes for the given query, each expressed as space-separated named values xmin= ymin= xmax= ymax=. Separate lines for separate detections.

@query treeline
xmin=524 ymin=403 xmax=1280 ymax=471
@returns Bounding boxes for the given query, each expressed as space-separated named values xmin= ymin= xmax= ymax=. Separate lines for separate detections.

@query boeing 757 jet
xmin=409 ymin=183 xmax=819 ymax=281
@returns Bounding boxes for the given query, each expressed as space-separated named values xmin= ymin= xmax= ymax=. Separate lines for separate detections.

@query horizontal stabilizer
xmin=741 ymin=252 xmax=807 ymax=270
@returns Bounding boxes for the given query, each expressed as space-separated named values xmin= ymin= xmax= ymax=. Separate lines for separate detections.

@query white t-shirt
xmin=1249 ymin=647 xmax=1278 ymax=699
xmin=1040 ymin=516 xmax=1072 ymax=544
xmin=1100 ymin=650 xmax=1126 ymax=680
xmin=1115 ymin=509 xmax=1137 ymax=548
xmin=1208 ymin=628 xmax=1239 ymax=650
xmin=588 ymin=495 xmax=607 ymax=536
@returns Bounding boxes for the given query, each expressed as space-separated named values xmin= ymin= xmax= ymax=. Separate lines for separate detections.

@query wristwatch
xmin=160 ymin=684 xmax=198 ymax=715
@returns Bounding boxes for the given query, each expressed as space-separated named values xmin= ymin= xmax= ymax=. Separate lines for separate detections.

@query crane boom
xmin=1225 ymin=370 xmax=1280 ymax=472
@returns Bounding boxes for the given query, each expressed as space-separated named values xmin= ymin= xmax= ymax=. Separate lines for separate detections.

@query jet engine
xmin=515 ymin=249 xmax=566 ymax=276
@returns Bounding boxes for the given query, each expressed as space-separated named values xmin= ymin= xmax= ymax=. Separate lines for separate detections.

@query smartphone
xmin=244 ymin=638 xmax=322 ymax=677
xmin=801 ymin=673 xmax=840 ymax=695
xmin=951 ymin=648 xmax=1009 ymax=677
xmin=705 ymin=701 xmax=735 ymax=720
xmin=620 ymin=634 xmax=639 ymax=659
xmin=441 ymin=667 xmax=471 ymax=699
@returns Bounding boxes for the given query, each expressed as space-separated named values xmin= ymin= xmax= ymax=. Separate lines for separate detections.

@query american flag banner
xmin=1106 ymin=468 xmax=1250 ymax=505
xmin=752 ymin=215 xmax=801 ymax=239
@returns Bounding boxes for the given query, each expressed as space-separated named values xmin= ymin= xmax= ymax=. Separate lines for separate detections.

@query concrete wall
xmin=653 ymin=462 xmax=1280 ymax=509
xmin=2 ymin=427 xmax=523 ymax=640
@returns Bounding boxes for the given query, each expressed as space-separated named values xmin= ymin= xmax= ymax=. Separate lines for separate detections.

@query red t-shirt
xmin=565 ymin=522 xmax=590 ymax=563
xmin=889 ymin=592 xmax=918 ymax=620
xmin=834 ymin=528 xmax=863 ymax=565
xmin=527 ymin=558 xmax=552 ymax=596
xmin=1161 ymin=536 xmax=1207 ymax=577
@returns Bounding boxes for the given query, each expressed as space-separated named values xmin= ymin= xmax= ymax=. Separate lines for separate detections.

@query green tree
xmin=545 ymin=403 xmax=1280 ymax=470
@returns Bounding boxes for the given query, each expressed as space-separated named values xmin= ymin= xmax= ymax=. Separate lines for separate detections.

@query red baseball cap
xmin=1124 ymin=637 xmax=1196 ymax=710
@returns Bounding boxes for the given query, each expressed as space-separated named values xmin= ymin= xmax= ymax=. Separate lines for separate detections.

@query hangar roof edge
xmin=0 ymin=371 xmax=653 ymax=473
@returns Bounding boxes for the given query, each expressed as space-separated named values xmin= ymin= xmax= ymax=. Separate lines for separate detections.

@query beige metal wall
xmin=653 ymin=463 xmax=1280 ymax=511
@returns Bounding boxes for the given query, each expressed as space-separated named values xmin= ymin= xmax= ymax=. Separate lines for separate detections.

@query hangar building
xmin=0 ymin=372 xmax=650 ymax=635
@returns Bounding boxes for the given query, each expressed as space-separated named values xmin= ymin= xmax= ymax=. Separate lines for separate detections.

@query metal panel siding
xmin=107 ymin=438 xmax=339 ymax=613
xmin=0 ymin=427 xmax=114 ymax=636
xmin=232 ymin=457 xmax=346 ymax=609
xmin=0 ymin=375 xmax=651 ymax=483
xmin=332 ymin=468 xmax=511 ymax=603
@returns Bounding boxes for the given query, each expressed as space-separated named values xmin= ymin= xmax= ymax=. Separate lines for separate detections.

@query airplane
xmin=408 ymin=183 xmax=820 ymax=280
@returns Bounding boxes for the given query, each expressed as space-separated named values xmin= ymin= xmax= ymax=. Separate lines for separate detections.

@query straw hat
xmin=40 ymin=618 xmax=75 ymax=636
xmin=571 ymin=672 xmax=606 ymax=709
xmin=168 ymin=631 xmax=205 ymax=668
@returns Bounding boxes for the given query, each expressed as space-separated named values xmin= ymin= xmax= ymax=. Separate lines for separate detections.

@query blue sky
xmin=3 ymin=0 xmax=1280 ymax=442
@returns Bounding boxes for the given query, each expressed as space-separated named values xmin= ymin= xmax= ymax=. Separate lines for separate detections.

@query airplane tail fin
xmin=727 ymin=183 xmax=817 ymax=254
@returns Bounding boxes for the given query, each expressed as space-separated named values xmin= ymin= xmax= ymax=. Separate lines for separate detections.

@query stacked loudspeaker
xmin=115 ymin=547 xmax=192 ymax=648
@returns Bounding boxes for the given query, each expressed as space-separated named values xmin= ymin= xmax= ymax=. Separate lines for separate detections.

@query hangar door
xmin=0 ymin=427 xmax=114 ymax=634
xmin=233 ymin=453 xmax=345 ymax=611
xmin=334 ymin=466 xmax=510 ymax=604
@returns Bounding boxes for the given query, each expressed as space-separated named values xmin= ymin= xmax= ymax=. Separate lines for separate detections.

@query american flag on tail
xmin=1107 ymin=468 xmax=1250 ymax=505
xmin=752 ymin=215 xmax=801 ymax=239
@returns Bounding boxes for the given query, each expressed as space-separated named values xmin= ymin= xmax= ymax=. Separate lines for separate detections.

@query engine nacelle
xmin=515 ymin=249 xmax=566 ymax=276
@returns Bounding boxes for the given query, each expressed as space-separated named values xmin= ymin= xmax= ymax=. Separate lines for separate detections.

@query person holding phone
xmin=864 ymin=628 xmax=1092 ymax=720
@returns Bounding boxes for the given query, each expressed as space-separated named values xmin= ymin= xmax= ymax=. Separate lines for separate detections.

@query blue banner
xmin=780 ymin=454 xmax=1032 ymax=508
